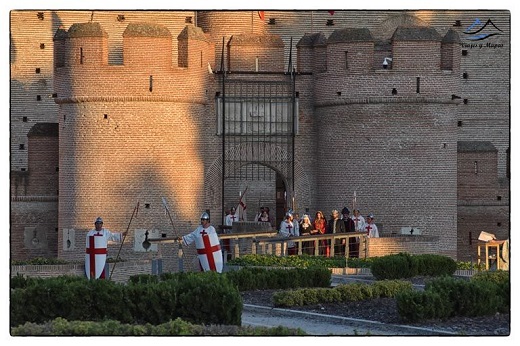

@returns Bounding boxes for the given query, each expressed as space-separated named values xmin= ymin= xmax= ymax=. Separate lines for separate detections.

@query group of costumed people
xmin=278 ymin=207 xmax=379 ymax=257
xmin=84 ymin=206 xmax=380 ymax=279
xmin=85 ymin=211 xmax=223 ymax=280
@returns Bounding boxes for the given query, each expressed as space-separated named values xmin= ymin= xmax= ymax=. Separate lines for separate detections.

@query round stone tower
xmin=54 ymin=22 xmax=214 ymax=264
xmin=305 ymin=26 xmax=461 ymax=257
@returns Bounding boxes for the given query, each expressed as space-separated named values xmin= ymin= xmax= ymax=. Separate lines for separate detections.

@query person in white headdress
xmin=364 ymin=213 xmax=379 ymax=238
xmin=85 ymin=217 xmax=126 ymax=279
xmin=181 ymin=211 xmax=223 ymax=273
xmin=279 ymin=212 xmax=299 ymax=255
xmin=224 ymin=207 xmax=239 ymax=226
xmin=351 ymin=209 xmax=366 ymax=233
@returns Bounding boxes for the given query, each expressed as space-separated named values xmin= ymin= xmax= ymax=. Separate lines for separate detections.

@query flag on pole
xmin=237 ymin=187 xmax=248 ymax=221
xmin=162 ymin=197 xmax=170 ymax=215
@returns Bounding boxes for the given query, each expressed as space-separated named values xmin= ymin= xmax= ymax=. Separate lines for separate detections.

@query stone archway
xmin=205 ymin=143 xmax=311 ymax=225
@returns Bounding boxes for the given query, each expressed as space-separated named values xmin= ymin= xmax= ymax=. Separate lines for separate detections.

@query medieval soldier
xmin=351 ymin=209 xmax=366 ymax=233
xmin=365 ymin=213 xmax=380 ymax=238
xmin=279 ymin=212 xmax=299 ymax=255
xmin=181 ymin=211 xmax=223 ymax=273
xmin=85 ymin=217 xmax=126 ymax=279
xmin=224 ymin=207 xmax=239 ymax=227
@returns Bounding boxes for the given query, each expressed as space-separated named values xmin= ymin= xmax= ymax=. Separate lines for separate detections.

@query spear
xmin=162 ymin=197 xmax=176 ymax=232
xmin=109 ymin=201 xmax=139 ymax=280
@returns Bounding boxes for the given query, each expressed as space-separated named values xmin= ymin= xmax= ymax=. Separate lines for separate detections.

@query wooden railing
xmin=149 ymin=231 xmax=368 ymax=272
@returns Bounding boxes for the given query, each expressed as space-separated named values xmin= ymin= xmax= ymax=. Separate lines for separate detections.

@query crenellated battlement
xmin=53 ymin=22 xmax=215 ymax=102
xmin=297 ymin=25 xmax=461 ymax=102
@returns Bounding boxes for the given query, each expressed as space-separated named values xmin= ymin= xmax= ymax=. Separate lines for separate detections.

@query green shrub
xmin=371 ymin=280 xmax=413 ymax=298
xmin=396 ymin=290 xmax=451 ymax=322
xmin=10 ymin=273 xmax=33 ymax=289
xmin=414 ymin=254 xmax=457 ymax=277
xmin=370 ymin=253 xmax=457 ymax=280
xmin=272 ymin=279 xmax=412 ymax=308
xmin=11 ymin=272 xmax=242 ymax=328
xmin=456 ymin=261 xmax=485 ymax=271
xmin=370 ymin=253 xmax=417 ymax=280
xmin=128 ymin=274 xmax=160 ymax=285
xmin=471 ymin=270 xmax=509 ymax=285
xmin=175 ymin=271 xmax=242 ymax=326
xmin=11 ymin=257 xmax=70 ymax=265
xmin=397 ymin=275 xmax=509 ymax=322
xmin=227 ymin=254 xmax=372 ymax=268
xmin=11 ymin=317 xmax=307 ymax=336
xmin=224 ymin=267 xmax=330 ymax=291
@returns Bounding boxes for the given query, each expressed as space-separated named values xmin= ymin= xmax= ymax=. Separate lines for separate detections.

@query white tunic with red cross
xmin=351 ymin=215 xmax=366 ymax=232
xmin=85 ymin=229 xmax=122 ymax=279
xmin=224 ymin=212 xmax=239 ymax=226
xmin=182 ymin=225 xmax=223 ymax=273
xmin=279 ymin=220 xmax=298 ymax=248
xmin=364 ymin=222 xmax=379 ymax=238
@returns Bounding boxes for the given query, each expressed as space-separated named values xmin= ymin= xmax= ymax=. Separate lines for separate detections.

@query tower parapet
xmin=123 ymin=23 xmax=172 ymax=68
xmin=177 ymin=24 xmax=213 ymax=69
xmin=299 ymin=25 xmax=461 ymax=102
xmin=54 ymin=22 xmax=214 ymax=101
xmin=326 ymin=28 xmax=374 ymax=73
xmin=441 ymin=29 xmax=461 ymax=71
xmin=296 ymin=33 xmax=327 ymax=73
xmin=66 ymin=22 xmax=109 ymax=67
xmin=227 ymin=34 xmax=284 ymax=72
xmin=391 ymin=26 xmax=442 ymax=71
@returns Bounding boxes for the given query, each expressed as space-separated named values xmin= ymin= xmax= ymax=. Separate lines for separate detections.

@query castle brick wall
xmin=457 ymin=146 xmax=509 ymax=260
xmin=392 ymin=42 xmax=441 ymax=71
xmin=123 ymin=36 xmax=172 ymax=68
xmin=326 ymin=42 xmax=374 ymax=73
xmin=314 ymin=102 xmax=458 ymax=257
xmin=10 ymin=199 xmax=59 ymax=260
xmin=10 ymin=10 xmax=510 ymax=264
xmin=11 ymin=260 xmax=156 ymax=284
xmin=27 ymin=133 xmax=59 ymax=196
xmin=367 ymin=235 xmax=441 ymax=258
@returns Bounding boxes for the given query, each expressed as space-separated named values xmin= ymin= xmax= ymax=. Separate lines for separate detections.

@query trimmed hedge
xmin=228 ymin=254 xmax=372 ymax=268
xmin=224 ymin=266 xmax=331 ymax=291
xmin=10 ymin=267 xmax=329 ymax=328
xmin=370 ymin=253 xmax=457 ymax=280
xmin=396 ymin=272 xmax=510 ymax=322
xmin=11 ymin=317 xmax=307 ymax=336
xmin=272 ymin=279 xmax=413 ymax=307
xmin=10 ymin=272 xmax=242 ymax=328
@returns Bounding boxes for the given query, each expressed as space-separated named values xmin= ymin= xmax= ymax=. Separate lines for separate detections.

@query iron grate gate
xmin=218 ymin=77 xmax=296 ymax=182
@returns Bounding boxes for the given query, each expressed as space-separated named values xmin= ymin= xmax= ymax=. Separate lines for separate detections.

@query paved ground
xmin=241 ymin=304 xmax=457 ymax=336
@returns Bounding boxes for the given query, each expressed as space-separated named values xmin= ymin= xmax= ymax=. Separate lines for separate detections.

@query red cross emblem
xmin=86 ymin=235 xmax=107 ymax=278
xmin=365 ymin=224 xmax=372 ymax=235
xmin=197 ymin=229 xmax=221 ymax=271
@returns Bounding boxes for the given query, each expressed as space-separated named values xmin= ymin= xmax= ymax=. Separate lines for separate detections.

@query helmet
xmin=285 ymin=212 xmax=292 ymax=218
xmin=367 ymin=213 xmax=374 ymax=219
xmin=200 ymin=212 xmax=210 ymax=221
xmin=94 ymin=217 xmax=103 ymax=224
